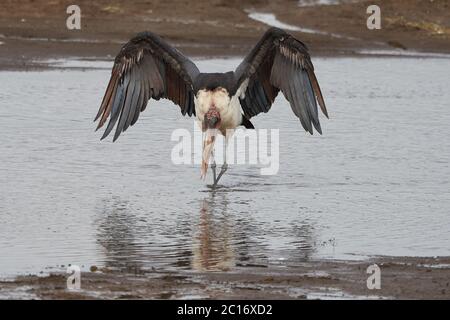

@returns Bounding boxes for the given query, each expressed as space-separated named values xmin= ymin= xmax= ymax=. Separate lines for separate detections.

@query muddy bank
xmin=1 ymin=256 xmax=449 ymax=299
xmin=0 ymin=0 xmax=449 ymax=70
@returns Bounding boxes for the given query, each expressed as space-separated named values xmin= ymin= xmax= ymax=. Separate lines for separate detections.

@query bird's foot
xmin=212 ymin=163 xmax=228 ymax=188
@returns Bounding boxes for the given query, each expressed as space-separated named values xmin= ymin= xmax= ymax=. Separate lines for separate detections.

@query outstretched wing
xmin=95 ymin=32 xmax=200 ymax=141
xmin=234 ymin=27 xmax=328 ymax=134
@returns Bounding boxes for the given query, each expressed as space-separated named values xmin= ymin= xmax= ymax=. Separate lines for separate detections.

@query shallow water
xmin=1 ymin=57 xmax=450 ymax=277
xmin=247 ymin=12 xmax=356 ymax=40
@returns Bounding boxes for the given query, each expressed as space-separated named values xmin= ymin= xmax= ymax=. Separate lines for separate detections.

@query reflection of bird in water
xmin=191 ymin=192 xmax=235 ymax=271
xmin=95 ymin=195 xmax=318 ymax=273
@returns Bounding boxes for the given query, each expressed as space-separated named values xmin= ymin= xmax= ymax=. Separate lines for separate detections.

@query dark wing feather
xmin=234 ymin=27 xmax=328 ymax=135
xmin=95 ymin=32 xmax=200 ymax=141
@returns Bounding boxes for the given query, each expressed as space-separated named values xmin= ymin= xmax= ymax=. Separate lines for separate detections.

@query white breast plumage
xmin=194 ymin=88 xmax=243 ymax=134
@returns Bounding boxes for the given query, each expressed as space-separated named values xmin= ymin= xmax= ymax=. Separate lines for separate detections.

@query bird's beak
xmin=201 ymin=128 xmax=217 ymax=180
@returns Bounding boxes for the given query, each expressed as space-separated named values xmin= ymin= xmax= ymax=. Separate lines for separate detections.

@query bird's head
xmin=204 ymin=105 xmax=221 ymax=129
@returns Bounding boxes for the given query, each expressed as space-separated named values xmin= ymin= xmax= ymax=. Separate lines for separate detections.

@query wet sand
xmin=1 ymin=256 xmax=450 ymax=299
xmin=1 ymin=0 xmax=450 ymax=70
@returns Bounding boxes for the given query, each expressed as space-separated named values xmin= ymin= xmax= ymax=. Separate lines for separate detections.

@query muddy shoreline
xmin=1 ymin=0 xmax=450 ymax=70
xmin=1 ymin=256 xmax=449 ymax=299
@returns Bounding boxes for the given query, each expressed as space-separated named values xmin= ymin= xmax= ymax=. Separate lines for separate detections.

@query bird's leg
xmin=214 ymin=162 xmax=228 ymax=187
xmin=212 ymin=137 xmax=228 ymax=188
xmin=211 ymin=150 xmax=217 ymax=185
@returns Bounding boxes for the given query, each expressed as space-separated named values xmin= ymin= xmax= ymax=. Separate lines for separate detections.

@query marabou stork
xmin=94 ymin=27 xmax=328 ymax=187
